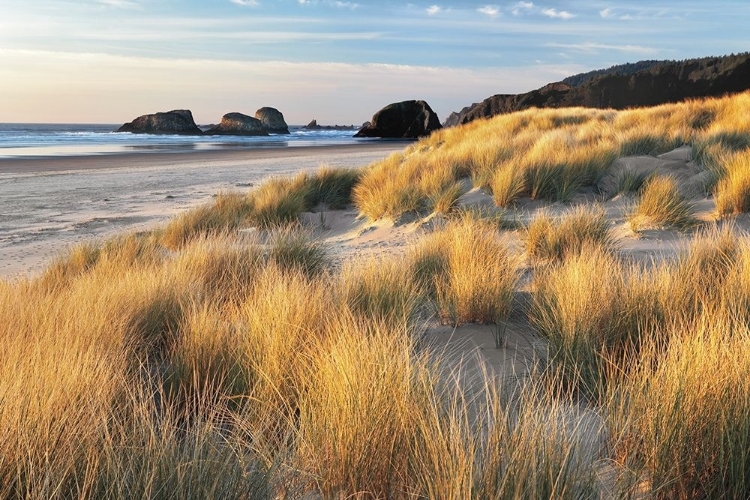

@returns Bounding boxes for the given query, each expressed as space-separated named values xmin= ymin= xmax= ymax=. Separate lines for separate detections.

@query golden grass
xmin=8 ymin=90 xmax=750 ymax=498
xmin=353 ymin=91 xmax=750 ymax=223
xmin=609 ymin=312 xmax=750 ymax=499
xmin=410 ymin=213 xmax=520 ymax=325
xmin=715 ymin=149 xmax=750 ymax=215
xmin=526 ymin=205 xmax=615 ymax=262
xmin=629 ymin=176 xmax=698 ymax=231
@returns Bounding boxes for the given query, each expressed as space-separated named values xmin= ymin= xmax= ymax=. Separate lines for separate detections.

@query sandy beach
xmin=0 ymin=143 xmax=405 ymax=279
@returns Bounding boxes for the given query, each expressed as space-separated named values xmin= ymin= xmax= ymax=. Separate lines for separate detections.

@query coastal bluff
xmin=445 ymin=53 xmax=750 ymax=127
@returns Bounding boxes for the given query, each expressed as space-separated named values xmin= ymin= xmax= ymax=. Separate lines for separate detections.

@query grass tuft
xmin=715 ymin=149 xmax=750 ymax=215
xmin=410 ymin=213 xmax=520 ymax=325
xmin=526 ymin=205 xmax=615 ymax=262
xmin=629 ymin=176 xmax=698 ymax=231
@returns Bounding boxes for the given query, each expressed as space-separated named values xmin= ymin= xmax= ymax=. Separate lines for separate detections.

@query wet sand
xmin=0 ymin=142 xmax=409 ymax=174
xmin=0 ymin=143 xmax=406 ymax=279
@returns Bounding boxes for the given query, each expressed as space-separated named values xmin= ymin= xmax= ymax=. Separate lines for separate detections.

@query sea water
xmin=0 ymin=123 xmax=366 ymax=158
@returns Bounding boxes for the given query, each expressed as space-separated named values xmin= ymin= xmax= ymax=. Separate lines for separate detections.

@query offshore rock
xmin=117 ymin=109 xmax=203 ymax=135
xmin=355 ymin=100 xmax=441 ymax=138
xmin=205 ymin=113 xmax=268 ymax=136
xmin=255 ymin=107 xmax=290 ymax=134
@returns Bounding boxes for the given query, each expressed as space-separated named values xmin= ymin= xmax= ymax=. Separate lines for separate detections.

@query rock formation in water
xmin=355 ymin=100 xmax=441 ymax=138
xmin=255 ymin=107 xmax=290 ymax=134
xmin=205 ymin=113 xmax=268 ymax=136
xmin=117 ymin=109 xmax=203 ymax=135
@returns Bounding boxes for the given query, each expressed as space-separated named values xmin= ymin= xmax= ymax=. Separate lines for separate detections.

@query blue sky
xmin=1 ymin=1 xmax=748 ymax=124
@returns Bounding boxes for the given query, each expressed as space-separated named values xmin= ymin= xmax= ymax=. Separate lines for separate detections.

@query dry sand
xmin=0 ymin=143 xmax=405 ymax=279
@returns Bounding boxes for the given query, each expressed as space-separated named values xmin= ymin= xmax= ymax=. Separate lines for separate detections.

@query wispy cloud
xmin=97 ymin=0 xmax=140 ymax=9
xmin=0 ymin=48 xmax=578 ymax=123
xmin=541 ymin=8 xmax=574 ymax=20
xmin=230 ymin=0 xmax=259 ymax=6
xmin=599 ymin=7 xmax=676 ymax=21
xmin=547 ymin=42 xmax=658 ymax=54
xmin=426 ymin=5 xmax=441 ymax=15
xmin=477 ymin=5 xmax=500 ymax=18
xmin=332 ymin=1 xmax=358 ymax=9
xmin=510 ymin=1 xmax=533 ymax=16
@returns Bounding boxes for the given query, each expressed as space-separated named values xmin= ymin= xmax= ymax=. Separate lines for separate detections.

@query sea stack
xmin=205 ymin=113 xmax=268 ymax=136
xmin=355 ymin=100 xmax=441 ymax=138
xmin=117 ymin=109 xmax=203 ymax=135
xmin=255 ymin=107 xmax=290 ymax=134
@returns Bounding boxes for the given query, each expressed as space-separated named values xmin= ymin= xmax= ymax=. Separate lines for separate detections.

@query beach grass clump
xmin=526 ymin=205 xmax=615 ymax=262
xmin=617 ymin=129 xmax=677 ymax=157
xmin=161 ymin=168 xmax=360 ymax=248
xmin=715 ymin=149 xmax=750 ymax=215
xmin=519 ymin=132 xmax=618 ymax=202
xmin=611 ymin=167 xmax=652 ymax=196
xmin=339 ymin=257 xmax=423 ymax=329
xmin=628 ymin=175 xmax=698 ymax=231
xmin=37 ymin=232 xmax=164 ymax=290
xmin=295 ymin=318 xmax=425 ymax=498
xmin=169 ymin=234 xmax=263 ymax=304
xmin=247 ymin=173 xmax=311 ymax=229
xmin=411 ymin=213 xmax=520 ymax=325
xmin=656 ymin=225 xmax=741 ymax=325
xmin=266 ymin=226 xmax=328 ymax=277
xmin=161 ymin=191 xmax=254 ymax=249
xmin=164 ymin=303 xmax=250 ymax=407
xmin=304 ymin=166 xmax=361 ymax=209
xmin=411 ymin=368 xmax=601 ymax=499
xmin=352 ymin=153 xmax=425 ymax=220
xmin=428 ymin=181 xmax=465 ymax=214
xmin=530 ymin=246 xmax=631 ymax=401
xmin=490 ymin=166 xmax=526 ymax=207
xmin=609 ymin=312 xmax=750 ymax=499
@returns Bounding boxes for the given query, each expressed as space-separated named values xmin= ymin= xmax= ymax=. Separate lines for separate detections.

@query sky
xmin=0 ymin=1 xmax=748 ymax=125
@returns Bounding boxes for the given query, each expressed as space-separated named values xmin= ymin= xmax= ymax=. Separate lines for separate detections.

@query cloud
xmin=332 ymin=1 xmax=358 ymax=8
xmin=97 ymin=0 xmax=140 ymax=8
xmin=599 ymin=8 xmax=613 ymax=18
xmin=426 ymin=5 xmax=441 ymax=15
xmin=541 ymin=8 xmax=574 ymax=19
xmin=477 ymin=5 xmax=500 ymax=18
xmin=230 ymin=0 xmax=259 ymax=6
xmin=0 ymin=48 xmax=580 ymax=124
xmin=511 ymin=1 xmax=533 ymax=16
xmin=546 ymin=42 xmax=657 ymax=54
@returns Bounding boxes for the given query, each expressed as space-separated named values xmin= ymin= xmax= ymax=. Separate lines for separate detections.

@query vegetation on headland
xmin=3 ymin=91 xmax=750 ymax=498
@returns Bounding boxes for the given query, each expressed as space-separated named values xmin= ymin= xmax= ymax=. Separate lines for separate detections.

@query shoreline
xmin=0 ymin=141 xmax=411 ymax=174
xmin=0 ymin=142 xmax=407 ymax=279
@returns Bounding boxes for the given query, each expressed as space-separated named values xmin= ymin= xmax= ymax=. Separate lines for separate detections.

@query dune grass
xmin=715 ymin=149 xmax=750 ymax=215
xmin=609 ymin=312 xmax=750 ymax=499
xmin=8 ymin=91 xmax=750 ymax=498
xmin=526 ymin=205 xmax=615 ymax=262
xmin=161 ymin=167 xmax=362 ymax=248
xmin=409 ymin=212 xmax=520 ymax=325
xmin=628 ymin=176 xmax=698 ymax=231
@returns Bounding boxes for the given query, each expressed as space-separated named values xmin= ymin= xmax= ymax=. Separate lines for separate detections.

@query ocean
xmin=0 ymin=123 xmax=367 ymax=158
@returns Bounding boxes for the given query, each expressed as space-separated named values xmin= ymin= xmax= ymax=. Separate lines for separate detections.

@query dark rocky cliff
xmin=445 ymin=53 xmax=750 ymax=127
